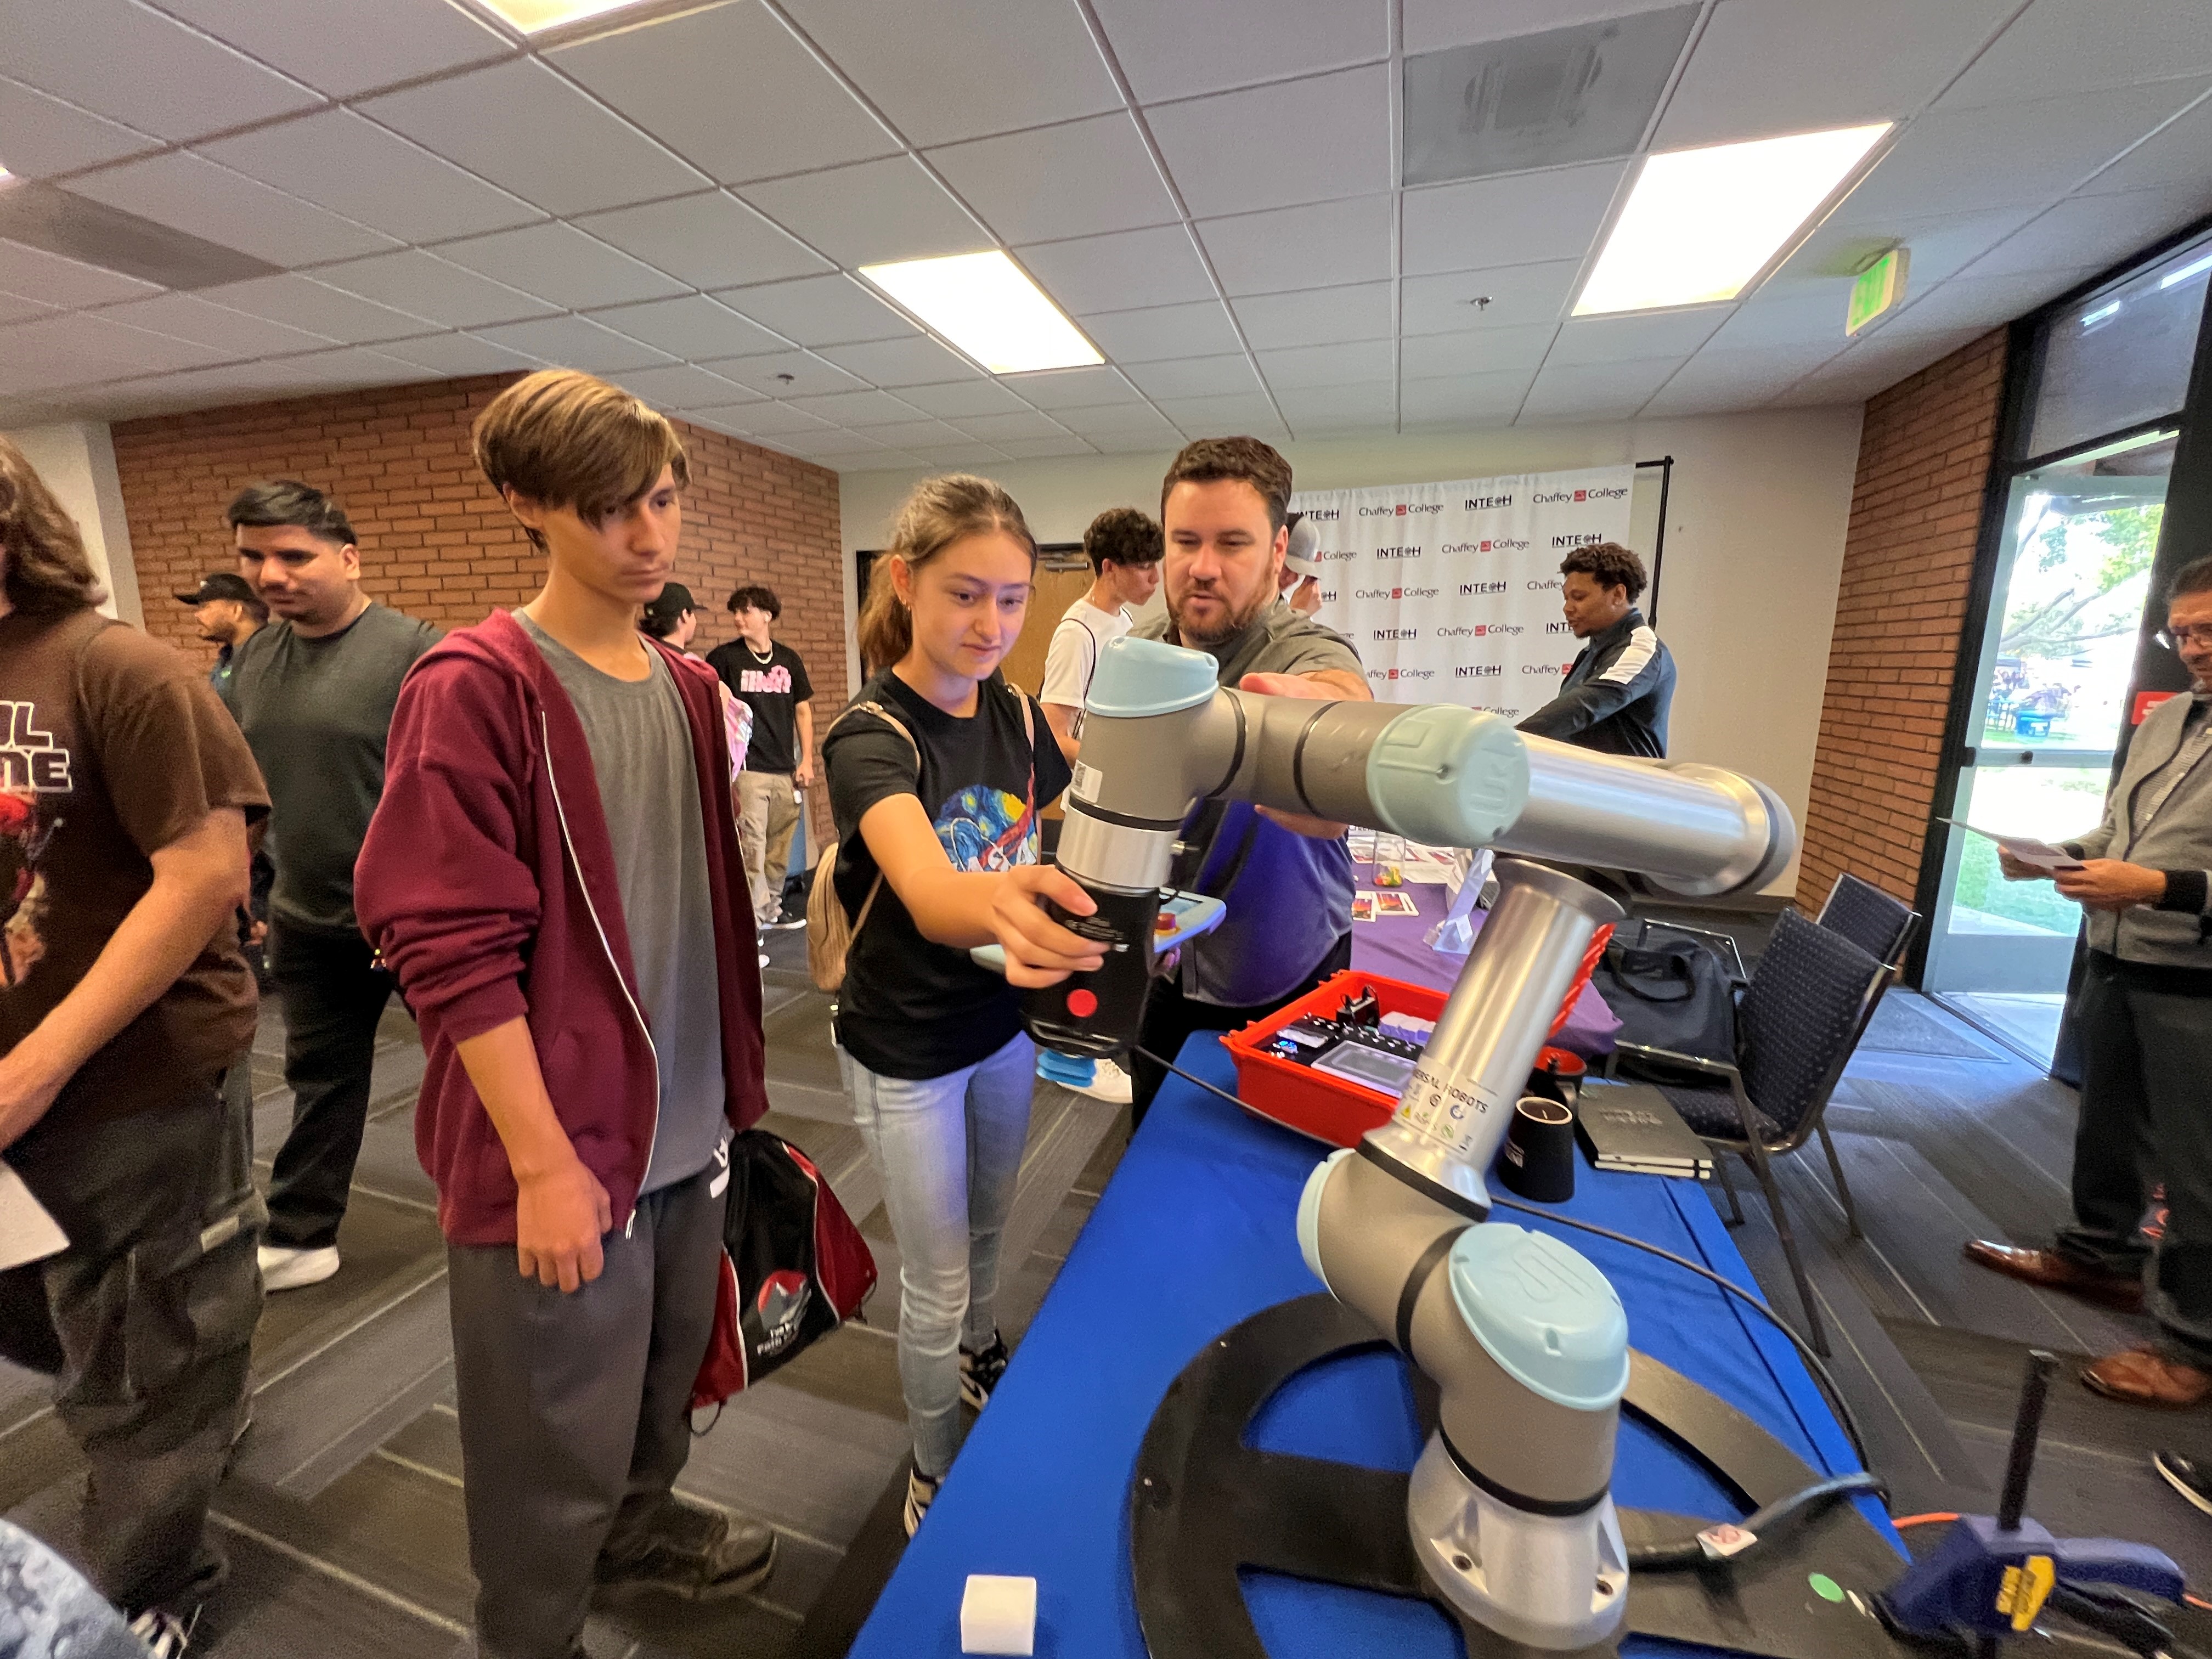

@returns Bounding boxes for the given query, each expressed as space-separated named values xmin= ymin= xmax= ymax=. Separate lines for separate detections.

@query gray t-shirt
xmin=518 ymin=614 xmax=726 ymax=1193
xmin=224 ymin=601 xmax=440 ymax=933
xmin=1135 ymin=603 xmax=1363 ymax=1007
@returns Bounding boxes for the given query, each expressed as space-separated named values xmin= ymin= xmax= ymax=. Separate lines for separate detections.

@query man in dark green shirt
xmin=224 ymin=480 xmax=439 ymax=1291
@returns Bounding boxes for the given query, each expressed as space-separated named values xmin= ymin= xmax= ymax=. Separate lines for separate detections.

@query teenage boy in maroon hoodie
xmin=356 ymin=371 xmax=772 ymax=1659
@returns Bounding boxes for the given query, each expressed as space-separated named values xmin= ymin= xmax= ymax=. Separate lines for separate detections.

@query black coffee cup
xmin=1498 ymin=1095 xmax=1577 ymax=1204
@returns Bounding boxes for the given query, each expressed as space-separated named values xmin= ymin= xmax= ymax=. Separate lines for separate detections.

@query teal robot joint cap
xmin=1085 ymin=636 xmax=1218 ymax=720
xmin=1447 ymin=1223 xmax=1629 ymax=1412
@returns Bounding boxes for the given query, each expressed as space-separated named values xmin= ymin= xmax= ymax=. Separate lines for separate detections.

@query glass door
xmin=1923 ymin=429 xmax=2176 ymax=1055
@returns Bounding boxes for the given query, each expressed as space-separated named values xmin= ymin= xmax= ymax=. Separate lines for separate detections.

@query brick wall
xmin=111 ymin=371 xmax=846 ymax=833
xmin=1798 ymin=329 xmax=2008 ymax=908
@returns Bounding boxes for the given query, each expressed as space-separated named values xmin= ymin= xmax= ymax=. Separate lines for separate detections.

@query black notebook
xmin=1575 ymin=1081 xmax=1714 ymax=1178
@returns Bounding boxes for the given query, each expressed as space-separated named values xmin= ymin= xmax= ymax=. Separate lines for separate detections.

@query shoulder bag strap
xmin=831 ymin=699 xmax=920 ymax=935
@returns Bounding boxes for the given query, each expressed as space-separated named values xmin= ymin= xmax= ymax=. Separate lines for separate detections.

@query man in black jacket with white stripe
xmin=1517 ymin=541 xmax=1674 ymax=758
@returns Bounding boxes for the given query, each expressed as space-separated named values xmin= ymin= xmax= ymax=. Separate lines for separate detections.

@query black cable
xmin=1134 ymin=1047 xmax=1873 ymax=1471
xmin=1626 ymin=1472 xmax=1888 ymax=1569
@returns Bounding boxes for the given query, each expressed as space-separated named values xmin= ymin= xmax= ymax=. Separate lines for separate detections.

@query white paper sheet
xmin=0 ymin=1162 xmax=67 ymax=1271
xmin=1939 ymin=818 xmax=2084 ymax=873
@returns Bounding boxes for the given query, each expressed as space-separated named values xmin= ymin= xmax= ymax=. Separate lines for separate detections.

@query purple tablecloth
xmin=1350 ymin=859 xmax=1621 ymax=1058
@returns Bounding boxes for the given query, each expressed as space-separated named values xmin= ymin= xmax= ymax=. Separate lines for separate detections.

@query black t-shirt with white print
xmin=824 ymin=669 xmax=1071 ymax=1081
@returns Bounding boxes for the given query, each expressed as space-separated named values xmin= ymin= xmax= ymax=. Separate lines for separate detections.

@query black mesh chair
xmin=1816 ymin=872 xmax=1918 ymax=969
xmin=1610 ymin=910 xmax=1888 ymax=1357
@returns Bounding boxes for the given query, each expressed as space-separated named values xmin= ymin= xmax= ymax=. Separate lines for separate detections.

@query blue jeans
xmin=838 ymin=1032 xmax=1035 ymax=1477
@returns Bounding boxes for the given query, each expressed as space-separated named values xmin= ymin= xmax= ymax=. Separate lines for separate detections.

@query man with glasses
xmin=1967 ymin=556 xmax=2212 ymax=1408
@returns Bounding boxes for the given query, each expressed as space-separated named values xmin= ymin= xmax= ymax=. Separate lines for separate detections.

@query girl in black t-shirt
xmin=822 ymin=475 xmax=1097 ymax=1534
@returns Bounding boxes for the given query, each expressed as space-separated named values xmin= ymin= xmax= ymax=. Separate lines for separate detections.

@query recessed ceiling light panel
xmin=472 ymin=0 xmax=651 ymax=33
xmin=1573 ymin=123 xmax=1890 ymax=317
xmin=860 ymin=252 xmax=1102 ymax=375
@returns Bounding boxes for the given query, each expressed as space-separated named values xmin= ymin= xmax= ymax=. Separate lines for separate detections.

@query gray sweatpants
xmin=445 ymin=1159 xmax=727 ymax=1659
xmin=0 ymin=1073 xmax=263 ymax=1618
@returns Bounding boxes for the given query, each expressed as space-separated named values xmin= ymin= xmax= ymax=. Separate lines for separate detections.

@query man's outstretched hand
xmin=1238 ymin=671 xmax=1361 ymax=839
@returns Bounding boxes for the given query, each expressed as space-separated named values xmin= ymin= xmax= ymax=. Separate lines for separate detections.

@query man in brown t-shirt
xmin=0 ymin=437 xmax=269 ymax=1648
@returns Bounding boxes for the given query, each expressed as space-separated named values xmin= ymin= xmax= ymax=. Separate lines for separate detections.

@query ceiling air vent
xmin=0 ymin=180 xmax=280 ymax=291
xmin=1403 ymin=6 xmax=1699 ymax=187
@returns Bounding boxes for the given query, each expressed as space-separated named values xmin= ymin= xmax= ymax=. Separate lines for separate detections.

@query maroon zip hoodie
xmin=356 ymin=607 xmax=768 ymax=1246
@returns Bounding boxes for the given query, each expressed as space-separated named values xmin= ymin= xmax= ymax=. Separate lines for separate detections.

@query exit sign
xmin=1847 ymin=247 xmax=1909 ymax=335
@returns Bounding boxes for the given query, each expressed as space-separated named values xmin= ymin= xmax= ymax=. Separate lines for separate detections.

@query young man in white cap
xmin=1277 ymin=514 xmax=1324 ymax=616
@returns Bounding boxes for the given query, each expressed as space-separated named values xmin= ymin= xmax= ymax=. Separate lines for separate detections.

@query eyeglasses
xmin=2158 ymin=624 xmax=2212 ymax=650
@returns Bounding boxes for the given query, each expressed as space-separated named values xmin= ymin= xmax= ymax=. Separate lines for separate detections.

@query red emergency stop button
xmin=1067 ymin=989 xmax=1099 ymax=1018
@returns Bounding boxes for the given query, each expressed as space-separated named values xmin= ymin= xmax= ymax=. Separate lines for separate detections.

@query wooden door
xmin=1000 ymin=561 xmax=1093 ymax=698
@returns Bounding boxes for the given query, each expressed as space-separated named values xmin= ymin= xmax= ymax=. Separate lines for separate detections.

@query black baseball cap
xmin=643 ymin=582 xmax=697 ymax=624
xmin=174 ymin=572 xmax=259 ymax=605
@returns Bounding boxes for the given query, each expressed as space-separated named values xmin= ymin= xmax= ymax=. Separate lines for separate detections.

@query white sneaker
xmin=903 ymin=1465 xmax=941 ymax=1538
xmin=128 ymin=1606 xmax=199 ymax=1656
xmin=1068 ymin=1057 xmax=1134 ymax=1106
xmin=257 ymin=1244 xmax=341 ymax=1291
xmin=759 ymin=952 xmax=772 ymax=969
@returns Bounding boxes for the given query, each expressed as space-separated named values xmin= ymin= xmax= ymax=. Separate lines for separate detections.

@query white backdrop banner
xmin=1289 ymin=465 xmax=1636 ymax=717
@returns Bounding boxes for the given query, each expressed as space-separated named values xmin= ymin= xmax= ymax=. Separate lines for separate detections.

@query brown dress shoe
xmin=2081 ymin=1347 xmax=2212 ymax=1408
xmin=1962 ymin=1240 xmax=2144 ymax=1313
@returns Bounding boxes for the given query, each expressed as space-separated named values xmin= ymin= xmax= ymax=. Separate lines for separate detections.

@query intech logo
xmin=1442 ymin=538 xmax=1530 ymax=556
xmin=1457 ymin=579 xmax=1507 ymax=596
xmin=1319 ymin=589 xmax=1338 ymax=605
xmin=1373 ymin=627 xmax=1420 ymax=641
xmin=1463 ymin=493 xmax=1514 ymax=511
xmin=1547 ymin=620 xmax=1573 ymax=634
xmin=1374 ymin=545 xmax=1423 ymax=560
xmin=1551 ymin=532 xmax=1606 ymax=549
xmin=1302 ymin=506 xmax=1340 ymax=521
xmin=1455 ymin=664 xmax=1503 ymax=679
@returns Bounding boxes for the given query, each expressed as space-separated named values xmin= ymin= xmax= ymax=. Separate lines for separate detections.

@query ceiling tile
xmin=952 ymin=410 xmax=1076 ymax=441
xmin=437 ymin=222 xmax=687 ymax=310
xmin=1231 ymin=283 xmax=1393 ymax=349
xmin=1640 ymin=341 xmax=1851 ymax=412
xmin=605 ymin=363 xmax=762 ymax=410
xmin=1402 ymin=0 xmax=1662 ymax=55
xmin=573 ymin=192 xmax=831 ymax=290
xmin=1940 ymin=0 xmax=2212 ymax=110
xmin=1775 ymin=206 xmax=2043 ymax=291
xmin=1093 ymin=0 xmax=1388 ymax=104
xmin=1195 ymin=195 xmax=1395 ymax=297
xmin=374 ymin=331 xmax=541 ymax=375
xmin=1872 ymin=266 xmax=2102 ymax=338
xmin=2080 ymin=94 xmax=2212 ymax=195
xmin=551 ymin=2 xmax=896 ymax=185
xmin=0 ymin=236 xmax=163 ymax=307
xmin=1001 ymin=365 xmax=1145 ymax=409
xmin=1520 ymin=357 xmax=1685 ymax=421
xmin=719 ymin=273 xmax=918 ymax=347
xmin=1400 ymin=262 xmax=1583 ymax=335
xmin=1547 ymin=309 xmax=1727 ymax=366
xmin=1090 ymin=428 xmax=1182 ymax=453
xmin=1838 ymin=78 xmax=2212 ymax=222
xmin=851 ymin=418 xmax=974 ymax=447
xmin=471 ymin=314 xmax=676 ymax=373
xmin=1655 ymin=0 xmax=2016 ymax=149
xmin=0 ymin=0 xmax=319 ymax=143
xmin=193 ymin=274 xmax=433 ymax=346
xmin=780 ymin=0 xmax=1122 ymax=147
xmin=0 ymin=311 xmax=232 ymax=396
xmin=929 ymin=113 xmax=1177 ymax=246
xmin=1786 ymin=326 xmax=1988 ymax=401
xmin=715 ymin=400 xmax=837 ymax=435
xmin=159 ymin=0 xmax=510 ymax=100
xmin=996 ymin=435 xmax=1100 ymax=458
xmin=1275 ymin=380 xmax=1398 ymax=430
xmin=202 ymin=109 xmax=541 ymax=244
xmin=1016 ymin=224 xmax=1216 ymax=315
xmin=894 ymin=378 xmax=1031 ymax=417
xmin=64 ymin=152 xmax=399 ymax=266
xmin=1961 ymin=185 xmax=2212 ymax=281
xmin=1402 ymin=162 xmax=1627 ymax=276
xmin=90 ymin=346 xmax=428 ymax=415
xmin=312 ymin=250 xmax=558 ymax=328
xmin=1146 ymin=64 xmax=1393 ymax=219
xmin=0 ymin=75 xmax=159 ymax=178
xmin=781 ymin=430 xmax=902 ymax=458
xmin=704 ymin=351 xmax=867 ymax=398
xmin=94 ymin=291 xmax=336 ymax=357
xmin=816 ymin=335 xmax=984 ymax=387
xmin=1399 ymin=323 xmax=1558 ymax=379
xmin=906 ymin=441 xmax=1014 ymax=464
xmin=1053 ymin=402 xmax=1182 ymax=437
xmin=1148 ymin=391 xmax=1282 ymax=431
xmin=361 ymin=58 xmax=709 ymax=217
xmin=1702 ymin=283 xmax=1854 ymax=351
xmin=1079 ymin=300 xmax=1243 ymax=363
xmin=740 ymin=156 xmax=988 ymax=268
xmin=0 ymin=292 xmax=55 ymax=326
xmin=1122 ymin=354 xmax=1262 ymax=399
xmin=787 ymin=388 xmax=929 ymax=425
xmin=588 ymin=294 xmax=788 ymax=359
xmin=1255 ymin=340 xmax=1395 ymax=388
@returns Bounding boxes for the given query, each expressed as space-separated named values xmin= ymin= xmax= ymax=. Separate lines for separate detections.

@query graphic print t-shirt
xmin=706 ymin=639 xmax=812 ymax=775
xmin=1 ymin=609 xmax=269 ymax=1129
xmin=824 ymin=670 xmax=1071 ymax=1080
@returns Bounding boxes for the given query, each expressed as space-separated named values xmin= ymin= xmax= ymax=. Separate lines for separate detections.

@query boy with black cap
xmin=174 ymin=571 xmax=267 ymax=699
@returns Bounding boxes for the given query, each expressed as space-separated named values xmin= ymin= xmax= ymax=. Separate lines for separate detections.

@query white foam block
xmin=960 ymin=1573 xmax=1036 ymax=1656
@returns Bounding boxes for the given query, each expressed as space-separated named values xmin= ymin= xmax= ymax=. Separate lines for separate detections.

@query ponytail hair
xmin=857 ymin=473 xmax=1037 ymax=669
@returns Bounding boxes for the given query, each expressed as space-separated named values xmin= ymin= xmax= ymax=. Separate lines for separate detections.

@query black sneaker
xmin=2154 ymin=1449 xmax=2212 ymax=1516
xmin=904 ymin=1465 xmax=941 ymax=1538
xmin=959 ymin=1332 xmax=1008 ymax=1410
xmin=594 ymin=1500 xmax=777 ymax=1602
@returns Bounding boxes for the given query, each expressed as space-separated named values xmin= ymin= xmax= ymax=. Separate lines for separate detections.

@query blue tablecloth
xmin=850 ymin=1035 xmax=1893 ymax=1659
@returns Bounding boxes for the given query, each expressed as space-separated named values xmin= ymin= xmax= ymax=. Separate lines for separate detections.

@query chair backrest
xmin=1816 ymin=872 xmax=1918 ymax=968
xmin=1736 ymin=909 xmax=1887 ymax=1141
